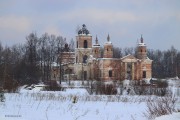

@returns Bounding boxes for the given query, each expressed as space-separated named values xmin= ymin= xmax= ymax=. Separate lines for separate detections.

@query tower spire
xmin=95 ymin=35 xmax=98 ymax=44
xmin=140 ymin=34 xmax=143 ymax=43
xmin=107 ymin=34 xmax=110 ymax=42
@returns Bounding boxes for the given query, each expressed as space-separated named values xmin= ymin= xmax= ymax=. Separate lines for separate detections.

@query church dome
xmin=78 ymin=24 xmax=90 ymax=35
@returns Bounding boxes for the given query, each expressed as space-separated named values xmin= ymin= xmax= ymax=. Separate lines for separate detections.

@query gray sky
xmin=0 ymin=0 xmax=180 ymax=50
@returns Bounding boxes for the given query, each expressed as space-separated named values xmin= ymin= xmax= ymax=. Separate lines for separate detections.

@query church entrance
xmin=84 ymin=71 xmax=87 ymax=80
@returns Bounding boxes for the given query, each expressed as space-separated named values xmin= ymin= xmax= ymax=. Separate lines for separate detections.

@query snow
xmin=144 ymin=78 xmax=151 ymax=84
xmin=78 ymin=33 xmax=91 ymax=36
xmin=138 ymin=43 xmax=146 ymax=46
xmin=97 ymin=58 xmax=119 ymax=60
xmin=1 ymin=79 xmax=180 ymax=120
xmin=0 ymin=92 xmax=149 ymax=120
xmin=155 ymin=113 xmax=180 ymax=120
xmin=104 ymin=81 xmax=114 ymax=85
xmin=123 ymin=79 xmax=130 ymax=87
xmin=51 ymin=62 xmax=59 ymax=67
xmin=105 ymin=41 xmax=112 ymax=44
xmin=65 ymin=88 xmax=89 ymax=95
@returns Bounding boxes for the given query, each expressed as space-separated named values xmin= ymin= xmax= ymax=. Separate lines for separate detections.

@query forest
xmin=0 ymin=32 xmax=180 ymax=89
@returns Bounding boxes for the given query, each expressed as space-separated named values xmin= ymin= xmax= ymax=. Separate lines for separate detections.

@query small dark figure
xmin=72 ymin=96 xmax=77 ymax=103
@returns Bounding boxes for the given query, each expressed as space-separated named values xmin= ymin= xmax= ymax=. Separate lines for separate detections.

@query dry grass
xmin=144 ymin=95 xmax=177 ymax=119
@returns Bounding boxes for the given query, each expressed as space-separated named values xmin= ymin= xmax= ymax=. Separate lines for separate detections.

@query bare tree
xmin=25 ymin=32 xmax=40 ymax=84
xmin=56 ymin=36 xmax=66 ymax=84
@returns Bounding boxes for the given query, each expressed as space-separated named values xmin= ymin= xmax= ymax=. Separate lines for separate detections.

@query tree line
xmin=0 ymin=32 xmax=179 ymax=91
xmin=0 ymin=32 xmax=74 ymax=91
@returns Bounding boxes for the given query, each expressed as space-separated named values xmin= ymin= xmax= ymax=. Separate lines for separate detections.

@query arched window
xmin=109 ymin=70 xmax=112 ymax=77
xmin=77 ymin=41 xmax=78 ymax=48
xmin=76 ymin=56 xmax=78 ymax=63
xmin=83 ymin=55 xmax=88 ymax=63
xmin=141 ymin=49 xmax=143 ymax=53
xmin=143 ymin=71 xmax=146 ymax=78
xmin=84 ymin=40 xmax=88 ymax=48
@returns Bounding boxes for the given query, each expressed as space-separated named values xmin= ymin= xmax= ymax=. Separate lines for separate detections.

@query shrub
xmin=100 ymin=84 xmax=117 ymax=95
xmin=144 ymin=95 xmax=177 ymax=119
xmin=157 ymin=80 xmax=168 ymax=88
xmin=45 ymin=80 xmax=62 ymax=91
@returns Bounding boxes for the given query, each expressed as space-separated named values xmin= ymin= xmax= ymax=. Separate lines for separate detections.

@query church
xmin=52 ymin=24 xmax=152 ymax=81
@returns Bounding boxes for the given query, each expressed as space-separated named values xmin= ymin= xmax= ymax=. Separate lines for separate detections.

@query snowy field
xmin=0 ymin=79 xmax=180 ymax=120
xmin=0 ymin=92 xmax=147 ymax=120
xmin=0 ymin=89 xmax=180 ymax=120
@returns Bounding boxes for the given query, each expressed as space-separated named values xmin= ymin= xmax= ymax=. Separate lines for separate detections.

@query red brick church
xmin=52 ymin=24 xmax=152 ymax=81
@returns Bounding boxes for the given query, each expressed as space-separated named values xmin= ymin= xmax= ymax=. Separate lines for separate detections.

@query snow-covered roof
xmin=62 ymin=52 xmax=75 ymax=53
xmin=97 ymin=58 xmax=120 ymax=60
xmin=78 ymin=33 xmax=91 ymax=36
xmin=121 ymin=54 xmax=131 ymax=60
xmin=121 ymin=54 xmax=138 ymax=60
xmin=141 ymin=57 xmax=153 ymax=62
xmin=105 ymin=41 xmax=112 ymax=45
xmin=138 ymin=42 xmax=146 ymax=46
xmin=76 ymin=48 xmax=92 ymax=50
xmin=92 ymin=45 xmax=100 ymax=48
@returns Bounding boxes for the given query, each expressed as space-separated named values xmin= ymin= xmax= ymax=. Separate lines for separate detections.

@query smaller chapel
xmin=51 ymin=24 xmax=152 ymax=81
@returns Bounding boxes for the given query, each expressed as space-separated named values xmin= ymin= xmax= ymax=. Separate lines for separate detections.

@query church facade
xmin=52 ymin=24 xmax=152 ymax=81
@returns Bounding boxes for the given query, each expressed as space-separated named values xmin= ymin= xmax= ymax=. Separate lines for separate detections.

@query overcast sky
xmin=0 ymin=0 xmax=180 ymax=50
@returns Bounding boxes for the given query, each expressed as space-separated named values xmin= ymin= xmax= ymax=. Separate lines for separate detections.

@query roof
xmin=121 ymin=54 xmax=138 ymax=60
xmin=97 ymin=58 xmax=120 ymax=60
xmin=78 ymin=24 xmax=90 ymax=35
xmin=121 ymin=54 xmax=139 ymax=62
xmin=138 ymin=43 xmax=146 ymax=46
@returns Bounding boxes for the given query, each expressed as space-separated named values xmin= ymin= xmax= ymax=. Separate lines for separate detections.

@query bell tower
xmin=75 ymin=24 xmax=92 ymax=80
xmin=92 ymin=36 xmax=101 ymax=58
xmin=103 ymin=34 xmax=113 ymax=58
xmin=75 ymin=24 xmax=92 ymax=63
xmin=137 ymin=35 xmax=147 ymax=59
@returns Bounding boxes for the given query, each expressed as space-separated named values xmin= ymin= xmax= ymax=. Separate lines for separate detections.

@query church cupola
xmin=137 ymin=35 xmax=147 ymax=59
xmin=78 ymin=24 xmax=90 ymax=35
xmin=103 ymin=34 xmax=113 ymax=58
xmin=92 ymin=35 xmax=101 ymax=58
xmin=76 ymin=24 xmax=92 ymax=49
